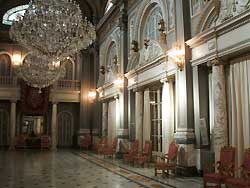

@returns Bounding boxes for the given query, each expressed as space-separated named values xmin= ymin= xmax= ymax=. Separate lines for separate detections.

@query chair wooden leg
xmin=203 ymin=180 xmax=206 ymax=188
xmin=155 ymin=168 xmax=157 ymax=176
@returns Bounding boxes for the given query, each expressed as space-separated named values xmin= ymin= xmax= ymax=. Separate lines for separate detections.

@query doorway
xmin=150 ymin=88 xmax=162 ymax=153
xmin=0 ymin=110 xmax=9 ymax=147
xmin=57 ymin=112 xmax=74 ymax=147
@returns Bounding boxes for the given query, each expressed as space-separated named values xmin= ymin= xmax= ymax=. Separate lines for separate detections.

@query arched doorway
xmin=57 ymin=112 xmax=74 ymax=147
xmin=0 ymin=110 xmax=9 ymax=147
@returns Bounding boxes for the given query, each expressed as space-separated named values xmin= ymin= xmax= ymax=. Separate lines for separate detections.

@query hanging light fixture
xmin=9 ymin=0 xmax=96 ymax=89
xmin=13 ymin=54 xmax=66 ymax=92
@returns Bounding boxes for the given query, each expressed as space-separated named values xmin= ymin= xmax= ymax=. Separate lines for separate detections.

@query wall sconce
xmin=88 ymin=90 xmax=97 ymax=103
xmin=113 ymin=76 xmax=124 ymax=89
xmin=168 ymin=45 xmax=185 ymax=71
xmin=12 ymin=53 xmax=22 ymax=66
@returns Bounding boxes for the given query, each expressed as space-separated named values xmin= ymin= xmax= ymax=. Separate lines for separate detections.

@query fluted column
xmin=102 ymin=102 xmax=108 ymax=137
xmin=51 ymin=102 xmax=58 ymax=151
xmin=9 ymin=101 xmax=16 ymax=150
xmin=135 ymin=91 xmax=143 ymax=151
xmin=212 ymin=60 xmax=228 ymax=162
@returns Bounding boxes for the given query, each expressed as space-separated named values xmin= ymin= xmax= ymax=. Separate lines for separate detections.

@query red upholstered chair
xmin=155 ymin=141 xmax=179 ymax=177
xmin=123 ymin=140 xmax=139 ymax=164
xmin=134 ymin=141 xmax=152 ymax=167
xmin=225 ymin=148 xmax=250 ymax=188
xmin=102 ymin=138 xmax=118 ymax=158
xmin=80 ymin=134 xmax=91 ymax=150
xmin=203 ymin=146 xmax=236 ymax=188
xmin=41 ymin=135 xmax=51 ymax=149
xmin=15 ymin=135 xmax=27 ymax=149
xmin=95 ymin=137 xmax=108 ymax=154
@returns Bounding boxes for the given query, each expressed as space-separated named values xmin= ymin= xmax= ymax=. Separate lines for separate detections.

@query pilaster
xmin=117 ymin=1 xmax=129 ymax=151
xmin=51 ymin=102 xmax=58 ymax=151
xmin=211 ymin=59 xmax=228 ymax=163
xmin=102 ymin=102 xmax=108 ymax=137
xmin=9 ymin=100 xmax=16 ymax=151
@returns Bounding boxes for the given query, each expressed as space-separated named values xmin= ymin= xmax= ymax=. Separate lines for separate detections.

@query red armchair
xmin=80 ymin=134 xmax=91 ymax=150
xmin=95 ymin=137 xmax=108 ymax=154
xmin=134 ymin=141 xmax=152 ymax=167
xmin=102 ymin=138 xmax=118 ymax=158
xmin=203 ymin=146 xmax=236 ymax=188
xmin=41 ymin=135 xmax=51 ymax=149
xmin=123 ymin=140 xmax=139 ymax=164
xmin=225 ymin=148 xmax=250 ymax=188
xmin=155 ymin=141 xmax=179 ymax=177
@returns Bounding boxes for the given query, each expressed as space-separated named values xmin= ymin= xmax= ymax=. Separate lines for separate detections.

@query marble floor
xmin=0 ymin=150 xmax=203 ymax=188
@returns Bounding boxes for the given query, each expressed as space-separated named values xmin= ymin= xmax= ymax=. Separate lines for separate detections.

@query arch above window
xmin=105 ymin=0 xmax=114 ymax=14
xmin=142 ymin=7 xmax=163 ymax=44
xmin=2 ymin=5 xmax=29 ymax=25
xmin=105 ymin=42 xmax=118 ymax=83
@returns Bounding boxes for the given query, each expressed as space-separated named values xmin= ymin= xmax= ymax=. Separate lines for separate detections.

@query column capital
xmin=10 ymin=99 xmax=17 ymax=103
xmin=209 ymin=58 xmax=225 ymax=66
xmin=114 ymin=95 xmax=119 ymax=100
xmin=160 ymin=77 xmax=169 ymax=83
xmin=52 ymin=101 xmax=58 ymax=105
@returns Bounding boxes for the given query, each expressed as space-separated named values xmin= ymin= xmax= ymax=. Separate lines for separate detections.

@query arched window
xmin=143 ymin=7 xmax=162 ymax=42
xmin=2 ymin=5 xmax=29 ymax=25
xmin=0 ymin=54 xmax=11 ymax=76
xmin=105 ymin=42 xmax=118 ymax=83
xmin=105 ymin=0 xmax=114 ymax=14
xmin=63 ymin=59 xmax=74 ymax=80
xmin=107 ymin=42 xmax=117 ymax=68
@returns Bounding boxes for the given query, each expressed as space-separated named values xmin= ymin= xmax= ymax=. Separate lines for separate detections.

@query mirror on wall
xmin=21 ymin=116 xmax=44 ymax=136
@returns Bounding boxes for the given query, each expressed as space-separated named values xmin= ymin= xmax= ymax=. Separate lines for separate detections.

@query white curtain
xmin=162 ymin=81 xmax=175 ymax=154
xmin=143 ymin=89 xmax=151 ymax=145
xmin=228 ymin=58 xmax=250 ymax=169
xmin=108 ymin=100 xmax=116 ymax=145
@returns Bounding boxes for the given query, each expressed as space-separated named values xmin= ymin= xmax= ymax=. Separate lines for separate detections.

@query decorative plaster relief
xmin=138 ymin=40 xmax=164 ymax=66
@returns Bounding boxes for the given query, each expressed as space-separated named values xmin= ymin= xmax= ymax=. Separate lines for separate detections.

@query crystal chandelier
xmin=14 ymin=54 xmax=66 ymax=92
xmin=9 ymin=0 xmax=96 ymax=89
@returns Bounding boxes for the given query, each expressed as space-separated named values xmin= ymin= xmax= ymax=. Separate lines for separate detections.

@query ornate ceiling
xmin=0 ymin=0 xmax=109 ymax=26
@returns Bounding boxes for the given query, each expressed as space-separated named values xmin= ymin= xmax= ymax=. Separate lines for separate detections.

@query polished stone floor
xmin=0 ymin=150 xmax=203 ymax=188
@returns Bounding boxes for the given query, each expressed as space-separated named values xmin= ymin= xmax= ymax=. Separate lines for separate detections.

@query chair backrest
xmin=80 ymin=134 xmax=91 ymax=145
xmin=220 ymin=146 xmax=236 ymax=166
xmin=41 ymin=135 xmax=50 ymax=147
xmin=100 ymin=137 xmax=107 ymax=145
xmin=85 ymin=135 xmax=91 ymax=143
xmin=242 ymin=148 xmax=250 ymax=179
xmin=167 ymin=141 xmax=179 ymax=161
xmin=143 ymin=141 xmax=151 ymax=156
xmin=218 ymin=146 xmax=236 ymax=176
xmin=112 ymin=138 xmax=118 ymax=150
xmin=130 ymin=140 xmax=139 ymax=153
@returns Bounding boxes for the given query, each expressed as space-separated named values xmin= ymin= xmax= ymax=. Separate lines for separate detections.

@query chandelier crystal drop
xmin=10 ymin=0 xmax=96 ymax=62
xmin=14 ymin=54 xmax=66 ymax=92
